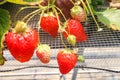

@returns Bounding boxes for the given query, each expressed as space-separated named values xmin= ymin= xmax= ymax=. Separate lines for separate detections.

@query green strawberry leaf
xmin=0 ymin=8 xmax=10 ymax=65
xmin=6 ymin=0 xmax=40 ymax=5
xmin=23 ymin=0 xmax=40 ymax=2
xmin=91 ymin=0 xmax=104 ymax=11
xmin=96 ymin=8 xmax=120 ymax=30
xmin=6 ymin=0 xmax=28 ymax=4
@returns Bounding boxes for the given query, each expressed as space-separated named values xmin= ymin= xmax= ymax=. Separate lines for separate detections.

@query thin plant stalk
xmin=80 ymin=0 xmax=89 ymax=14
xmin=38 ymin=10 xmax=45 ymax=44
xmin=26 ymin=10 xmax=41 ymax=24
xmin=0 ymin=0 xmax=7 ymax=5
xmin=55 ymin=6 xmax=67 ymax=21
xmin=22 ymin=9 xmax=41 ymax=21
xmin=14 ymin=6 xmax=39 ymax=21
xmin=86 ymin=0 xmax=102 ymax=31
xmin=53 ymin=8 xmax=68 ymax=49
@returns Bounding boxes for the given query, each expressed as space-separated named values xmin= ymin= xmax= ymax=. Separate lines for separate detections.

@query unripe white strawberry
xmin=70 ymin=6 xmax=86 ymax=22
xmin=36 ymin=44 xmax=51 ymax=64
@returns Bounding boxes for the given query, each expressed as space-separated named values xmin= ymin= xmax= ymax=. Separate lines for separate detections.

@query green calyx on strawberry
xmin=14 ymin=21 xmax=27 ymax=33
xmin=57 ymin=49 xmax=77 ymax=74
xmin=36 ymin=44 xmax=51 ymax=64
xmin=40 ymin=12 xmax=59 ymax=38
xmin=63 ymin=19 xmax=87 ymax=42
xmin=71 ymin=5 xmax=83 ymax=15
xmin=70 ymin=5 xmax=86 ymax=22
xmin=5 ymin=21 xmax=39 ymax=62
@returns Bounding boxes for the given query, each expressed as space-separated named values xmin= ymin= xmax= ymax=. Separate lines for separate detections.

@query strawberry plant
xmin=0 ymin=0 xmax=120 ymax=76
xmin=0 ymin=1 xmax=98 ymax=72
xmin=0 ymin=0 xmax=80 ymax=73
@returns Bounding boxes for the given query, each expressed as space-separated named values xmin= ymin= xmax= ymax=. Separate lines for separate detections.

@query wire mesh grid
xmin=0 ymin=1 xmax=120 ymax=80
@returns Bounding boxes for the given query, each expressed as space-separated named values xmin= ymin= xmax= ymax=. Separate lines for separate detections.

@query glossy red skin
xmin=40 ymin=16 xmax=58 ymax=38
xmin=5 ymin=28 xmax=38 ymax=62
xmin=63 ymin=19 xmax=87 ymax=42
xmin=57 ymin=50 xmax=77 ymax=74
xmin=36 ymin=51 xmax=50 ymax=64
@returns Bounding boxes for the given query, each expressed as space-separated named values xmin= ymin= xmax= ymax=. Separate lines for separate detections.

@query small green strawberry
xmin=78 ymin=55 xmax=85 ymax=62
xmin=67 ymin=35 xmax=76 ymax=46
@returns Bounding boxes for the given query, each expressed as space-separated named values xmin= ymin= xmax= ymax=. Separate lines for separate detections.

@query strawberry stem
xmin=14 ymin=6 xmax=39 ymax=22
xmin=14 ymin=6 xmax=39 ymax=27
xmin=60 ymin=33 xmax=68 ymax=49
xmin=79 ymin=0 xmax=89 ymax=21
xmin=53 ymin=7 xmax=68 ymax=49
xmin=80 ymin=0 xmax=89 ymax=14
xmin=0 ymin=0 xmax=7 ymax=5
xmin=53 ymin=7 xmax=62 ymax=32
xmin=22 ymin=4 xmax=55 ymax=23
xmin=85 ymin=0 xmax=102 ymax=31
xmin=83 ymin=6 xmax=88 ymax=21
xmin=47 ymin=0 xmax=51 ymax=13
xmin=38 ymin=10 xmax=45 ymax=44
xmin=26 ymin=9 xmax=42 ymax=24
xmin=55 ymin=6 xmax=67 ymax=21
xmin=22 ymin=9 xmax=41 ymax=22
xmin=70 ymin=0 xmax=75 ymax=5
xmin=51 ymin=0 xmax=56 ymax=5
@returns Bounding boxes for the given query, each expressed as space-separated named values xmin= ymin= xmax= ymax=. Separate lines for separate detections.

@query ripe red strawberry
xmin=70 ymin=6 xmax=86 ymax=22
xmin=63 ymin=19 xmax=87 ymax=42
xmin=5 ymin=21 xmax=38 ymax=62
xmin=40 ymin=12 xmax=59 ymax=38
xmin=36 ymin=44 xmax=51 ymax=64
xmin=57 ymin=49 xmax=77 ymax=74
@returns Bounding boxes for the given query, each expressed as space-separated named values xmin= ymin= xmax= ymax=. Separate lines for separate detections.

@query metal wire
xmin=0 ymin=65 xmax=119 ymax=73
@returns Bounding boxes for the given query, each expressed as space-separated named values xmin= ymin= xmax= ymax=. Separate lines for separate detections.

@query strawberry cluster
xmin=5 ymin=0 xmax=87 ymax=74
